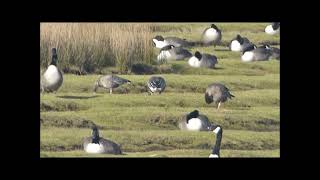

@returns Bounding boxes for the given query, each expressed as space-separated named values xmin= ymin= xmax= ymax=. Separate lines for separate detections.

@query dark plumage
xmin=209 ymin=125 xmax=223 ymax=158
xmin=93 ymin=75 xmax=131 ymax=94
xmin=157 ymin=45 xmax=192 ymax=63
xmin=147 ymin=76 xmax=166 ymax=94
xmin=205 ymin=83 xmax=235 ymax=110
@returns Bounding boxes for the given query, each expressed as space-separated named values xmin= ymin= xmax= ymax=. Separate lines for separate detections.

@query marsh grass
xmin=40 ymin=23 xmax=155 ymax=74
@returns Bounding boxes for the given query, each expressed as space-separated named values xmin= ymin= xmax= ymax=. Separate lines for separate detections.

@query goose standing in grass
xmin=265 ymin=22 xmax=280 ymax=35
xmin=209 ymin=125 xmax=223 ymax=158
xmin=201 ymin=24 xmax=222 ymax=47
xmin=93 ymin=75 xmax=131 ymax=94
xmin=152 ymin=35 xmax=194 ymax=48
xmin=83 ymin=126 xmax=122 ymax=154
xmin=205 ymin=83 xmax=235 ymax=110
xmin=260 ymin=44 xmax=280 ymax=60
xmin=40 ymin=48 xmax=63 ymax=93
xmin=241 ymin=44 xmax=272 ymax=62
xmin=157 ymin=45 xmax=192 ymax=63
xmin=188 ymin=51 xmax=218 ymax=69
xmin=178 ymin=110 xmax=218 ymax=131
xmin=229 ymin=34 xmax=255 ymax=52
xmin=147 ymin=76 xmax=166 ymax=94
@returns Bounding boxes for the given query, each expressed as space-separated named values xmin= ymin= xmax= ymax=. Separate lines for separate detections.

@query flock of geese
xmin=40 ymin=23 xmax=280 ymax=158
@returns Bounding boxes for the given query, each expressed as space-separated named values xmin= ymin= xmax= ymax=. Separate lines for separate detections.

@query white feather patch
xmin=153 ymin=39 xmax=167 ymax=48
xmin=265 ymin=25 xmax=279 ymax=35
xmin=241 ymin=51 xmax=254 ymax=62
xmin=230 ymin=40 xmax=242 ymax=51
xmin=85 ymin=143 xmax=105 ymax=154
xmin=186 ymin=118 xmax=203 ymax=131
xmin=43 ymin=65 xmax=62 ymax=85
xmin=213 ymin=127 xmax=221 ymax=134
xmin=209 ymin=154 xmax=219 ymax=158
xmin=188 ymin=56 xmax=201 ymax=67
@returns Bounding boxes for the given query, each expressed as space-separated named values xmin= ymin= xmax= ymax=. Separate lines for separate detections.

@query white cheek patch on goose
xmin=186 ymin=118 xmax=203 ymax=131
xmin=209 ymin=154 xmax=219 ymax=158
xmin=213 ymin=127 xmax=221 ymax=134
xmin=85 ymin=143 xmax=105 ymax=154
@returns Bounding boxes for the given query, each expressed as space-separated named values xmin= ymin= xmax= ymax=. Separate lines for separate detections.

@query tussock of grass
xmin=41 ymin=114 xmax=97 ymax=129
xmin=40 ymin=100 xmax=89 ymax=112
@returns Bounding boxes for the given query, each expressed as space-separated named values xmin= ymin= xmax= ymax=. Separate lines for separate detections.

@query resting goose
xmin=241 ymin=45 xmax=272 ymax=62
xmin=201 ymin=24 xmax=222 ymax=47
xmin=205 ymin=83 xmax=235 ymax=110
xmin=40 ymin=48 xmax=63 ymax=93
xmin=83 ymin=126 xmax=122 ymax=154
xmin=229 ymin=34 xmax=255 ymax=52
xmin=147 ymin=76 xmax=166 ymax=94
xmin=188 ymin=51 xmax=218 ymax=69
xmin=93 ymin=75 xmax=131 ymax=94
xmin=178 ymin=110 xmax=217 ymax=131
xmin=157 ymin=45 xmax=192 ymax=63
xmin=152 ymin=35 xmax=194 ymax=49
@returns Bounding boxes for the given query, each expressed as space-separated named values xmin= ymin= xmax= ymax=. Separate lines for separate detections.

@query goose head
xmin=194 ymin=51 xmax=202 ymax=61
xmin=91 ymin=126 xmax=100 ymax=144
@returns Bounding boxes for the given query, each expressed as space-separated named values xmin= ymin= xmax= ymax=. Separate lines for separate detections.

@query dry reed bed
xmin=40 ymin=23 xmax=155 ymax=74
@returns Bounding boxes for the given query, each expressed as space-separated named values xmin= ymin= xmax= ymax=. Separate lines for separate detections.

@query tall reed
xmin=40 ymin=23 xmax=155 ymax=74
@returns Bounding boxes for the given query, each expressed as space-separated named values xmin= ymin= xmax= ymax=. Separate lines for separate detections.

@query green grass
xmin=40 ymin=23 xmax=280 ymax=157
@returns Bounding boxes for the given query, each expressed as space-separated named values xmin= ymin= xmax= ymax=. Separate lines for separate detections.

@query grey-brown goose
xmin=83 ymin=126 xmax=122 ymax=154
xmin=40 ymin=48 xmax=63 ymax=93
xmin=147 ymin=76 xmax=166 ymax=94
xmin=205 ymin=83 xmax=235 ymax=110
xmin=265 ymin=22 xmax=280 ymax=35
xmin=93 ymin=75 xmax=131 ymax=94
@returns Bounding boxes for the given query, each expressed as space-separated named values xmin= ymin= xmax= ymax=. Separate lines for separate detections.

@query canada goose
xmin=93 ymin=75 xmax=131 ymax=94
xmin=241 ymin=45 xmax=272 ymax=62
xmin=201 ymin=24 xmax=222 ymax=47
xmin=188 ymin=51 xmax=218 ymax=69
xmin=265 ymin=22 xmax=280 ymax=35
xmin=40 ymin=48 xmax=63 ymax=93
xmin=147 ymin=76 xmax=166 ymax=94
xmin=260 ymin=44 xmax=280 ymax=60
xmin=157 ymin=45 xmax=192 ymax=63
xmin=205 ymin=83 xmax=235 ymax=110
xmin=152 ymin=35 xmax=194 ymax=49
xmin=209 ymin=125 xmax=223 ymax=158
xmin=229 ymin=34 xmax=255 ymax=52
xmin=83 ymin=126 xmax=122 ymax=154
xmin=178 ymin=110 xmax=217 ymax=131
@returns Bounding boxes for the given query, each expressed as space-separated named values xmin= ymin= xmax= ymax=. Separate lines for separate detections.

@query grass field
xmin=40 ymin=23 xmax=280 ymax=157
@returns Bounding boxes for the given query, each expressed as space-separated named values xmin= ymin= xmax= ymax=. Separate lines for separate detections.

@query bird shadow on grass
xmin=213 ymin=67 xmax=224 ymax=70
xmin=56 ymin=95 xmax=101 ymax=99
xmin=214 ymin=49 xmax=230 ymax=52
